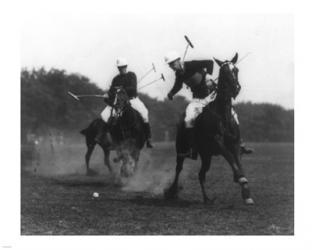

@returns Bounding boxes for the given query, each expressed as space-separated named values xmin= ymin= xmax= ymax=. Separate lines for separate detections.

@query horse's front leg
xmin=164 ymin=155 xmax=184 ymax=200
xmin=232 ymin=145 xmax=254 ymax=205
xmin=113 ymin=147 xmax=123 ymax=163
xmin=227 ymin=142 xmax=243 ymax=182
xmin=102 ymin=147 xmax=112 ymax=173
xmin=132 ymin=149 xmax=140 ymax=173
xmin=198 ymin=154 xmax=215 ymax=204
xmin=216 ymin=137 xmax=254 ymax=205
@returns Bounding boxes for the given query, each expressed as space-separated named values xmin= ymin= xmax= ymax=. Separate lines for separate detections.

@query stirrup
xmin=146 ymin=140 xmax=153 ymax=148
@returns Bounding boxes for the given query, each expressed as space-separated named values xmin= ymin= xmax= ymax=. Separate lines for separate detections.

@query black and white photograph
xmin=21 ymin=3 xmax=293 ymax=236
xmin=2 ymin=0 xmax=312 ymax=248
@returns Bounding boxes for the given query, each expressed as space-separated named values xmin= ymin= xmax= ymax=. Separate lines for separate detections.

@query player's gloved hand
xmin=206 ymin=91 xmax=217 ymax=103
xmin=103 ymin=93 xmax=109 ymax=103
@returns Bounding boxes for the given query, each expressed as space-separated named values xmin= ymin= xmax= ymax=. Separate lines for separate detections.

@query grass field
xmin=21 ymin=142 xmax=294 ymax=235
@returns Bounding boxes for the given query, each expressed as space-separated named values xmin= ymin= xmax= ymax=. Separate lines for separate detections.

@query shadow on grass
xmin=128 ymin=195 xmax=201 ymax=208
xmin=127 ymin=194 xmax=254 ymax=211
xmin=52 ymin=176 xmax=118 ymax=188
xmin=54 ymin=180 xmax=111 ymax=187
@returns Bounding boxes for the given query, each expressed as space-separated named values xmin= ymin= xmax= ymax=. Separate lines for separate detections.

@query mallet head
xmin=184 ymin=35 xmax=194 ymax=48
xmin=68 ymin=91 xmax=80 ymax=101
xmin=161 ymin=73 xmax=165 ymax=82
xmin=152 ymin=63 xmax=156 ymax=72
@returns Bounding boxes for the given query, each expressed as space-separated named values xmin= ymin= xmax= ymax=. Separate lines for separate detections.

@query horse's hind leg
xmin=199 ymin=154 xmax=215 ymax=204
xmin=164 ymin=155 xmax=184 ymax=200
xmin=102 ymin=147 xmax=112 ymax=174
xmin=85 ymin=143 xmax=96 ymax=175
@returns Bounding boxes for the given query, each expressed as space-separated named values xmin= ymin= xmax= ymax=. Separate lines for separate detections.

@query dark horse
xmin=80 ymin=87 xmax=146 ymax=177
xmin=165 ymin=53 xmax=254 ymax=205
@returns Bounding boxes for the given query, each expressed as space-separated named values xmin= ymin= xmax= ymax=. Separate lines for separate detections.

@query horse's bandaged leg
xmin=238 ymin=176 xmax=248 ymax=184
xmin=130 ymin=97 xmax=149 ymax=122
xmin=101 ymin=106 xmax=114 ymax=122
xmin=231 ymin=108 xmax=239 ymax=124
xmin=185 ymin=100 xmax=205 ymax=128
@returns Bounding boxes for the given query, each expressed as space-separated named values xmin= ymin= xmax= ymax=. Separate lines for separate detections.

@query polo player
xmin=98 ymin=58 xmax=153 ymax=148
xmin=165 ymin=51 xmax=252 ymax=159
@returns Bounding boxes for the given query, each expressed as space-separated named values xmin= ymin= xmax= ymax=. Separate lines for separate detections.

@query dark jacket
xmin=108 ymin=71 xmax=137 ymax=101
xmin=168 ymin=60 xmax=214 ymax=99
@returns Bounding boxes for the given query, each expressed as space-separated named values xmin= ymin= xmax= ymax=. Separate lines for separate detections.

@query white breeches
xmin=101 ymin=106 xmax=115 ymax=123
xmin=129 ymin=97 xmax=149 ymax=122
xmin=184 ymin=93 xmax=239 ymax=128
xmin=101 ymin=97 xmax=149 ymax=123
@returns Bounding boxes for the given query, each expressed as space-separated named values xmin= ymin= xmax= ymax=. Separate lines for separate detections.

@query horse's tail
xmin=80 ymin=128 xmax=88 ymax=135
xmin=80 ymin=118 xmax=103 ymax=137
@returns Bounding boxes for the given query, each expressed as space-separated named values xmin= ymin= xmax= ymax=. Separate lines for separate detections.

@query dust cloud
xmin=22 ymin=135 xmax=176 ymax=195
xmin=121 ymin=150 xmax=174 ymax=196
xmin=23 ymin=135 xmax=109 ymax=176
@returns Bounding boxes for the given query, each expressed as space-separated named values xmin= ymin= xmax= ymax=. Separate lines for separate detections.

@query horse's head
xmin=214 ymin=53 xmax=241 ymax=99
xmin=112 ymin=86 xmax=130 ymax=117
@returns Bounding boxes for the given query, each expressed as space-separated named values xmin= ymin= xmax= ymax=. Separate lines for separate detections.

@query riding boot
xmin=240 ymin=140 xmax=254 ymax=155
xmin=185 ymin=128 xmax=198 ymax=160
xmin=143 ymin=122 xmax=153 ymax=148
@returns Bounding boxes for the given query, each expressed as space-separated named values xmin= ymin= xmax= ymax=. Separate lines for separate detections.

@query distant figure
xmin=97 ymin=58 xmax=153 ymax=148
xmin=164 ymin=51 xmax=253 ymax=159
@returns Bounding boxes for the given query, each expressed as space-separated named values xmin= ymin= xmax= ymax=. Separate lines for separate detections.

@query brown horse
xmin=80 ymin=87 xmax=146 ymax=177
xmin=165 ymin=53 xmax=255 ymax=205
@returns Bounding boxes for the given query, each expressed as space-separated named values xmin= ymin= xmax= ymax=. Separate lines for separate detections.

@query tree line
xmin=21 ymin=68 xmax=294 ymax=143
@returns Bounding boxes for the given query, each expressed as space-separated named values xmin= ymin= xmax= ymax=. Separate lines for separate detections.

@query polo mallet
xmin=67 ymin=91 xmax=104 ymax=117
xmin=68 ymin=91 xmax=80 ymax=101
xmin=139 ymin=73 xmax=165 ymax=90
xmin=67 ymin=91 xmax=106 ymax=100
xmin=237 ymin=52 xmax=252 ymax=64
xmin=182 ymin=35 xmax=194 ymax=62
xmin=138 ymin=63 xmax=157 ymax=83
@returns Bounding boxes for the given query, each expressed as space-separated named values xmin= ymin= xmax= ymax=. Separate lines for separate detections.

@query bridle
xmin=217 ymin=61 xmax=241 ymax=99
xmin=112 ymin=87 xmax=130 ymax=118
xmin=109 ymin=87 xmax=136 ymax=140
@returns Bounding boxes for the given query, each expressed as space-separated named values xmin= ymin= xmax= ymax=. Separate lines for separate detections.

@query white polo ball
xmin=92 ymin=192 xmax=99 ymax=198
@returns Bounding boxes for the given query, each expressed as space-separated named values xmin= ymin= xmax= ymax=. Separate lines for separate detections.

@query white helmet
xmin=164 ymin=51 xmax=181 ymax=64
xmin=116 ymin=57 xmax=128 ymax=67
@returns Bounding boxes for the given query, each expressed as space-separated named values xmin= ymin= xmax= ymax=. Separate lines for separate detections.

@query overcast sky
xmin=21 ymin=12 xmax=293 ymax=109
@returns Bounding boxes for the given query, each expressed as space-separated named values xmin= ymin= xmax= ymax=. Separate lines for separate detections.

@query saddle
xmin=197 ymin=102 xmax=238 ymax=141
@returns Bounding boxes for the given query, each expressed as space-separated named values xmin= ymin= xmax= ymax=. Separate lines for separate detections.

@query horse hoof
xmin=113 ymin=176 xmax=122 ymax=186
xmin=204 ymin=197 xmax=216 ymax=205
xmin=86 ymin=169 xmax=97 ymax=176
xmin=244 ymin=198 xmax=255 ymax=205
xmin=233 ymin=175 xmax=239 ymax=183
xmin=164 ymin=188 xmax=178 ymax=200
